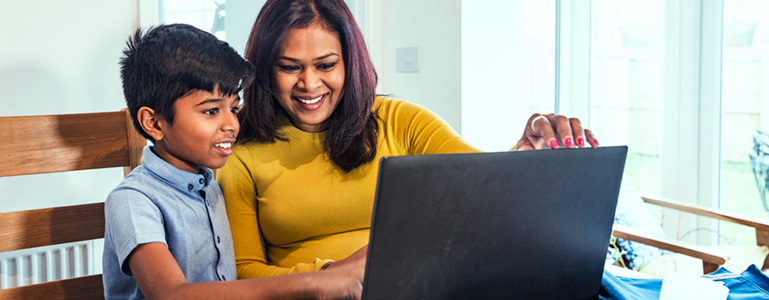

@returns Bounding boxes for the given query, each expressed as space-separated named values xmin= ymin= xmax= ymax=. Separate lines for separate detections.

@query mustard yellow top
xmin=217 ymin=97 xmax=481 ymax=278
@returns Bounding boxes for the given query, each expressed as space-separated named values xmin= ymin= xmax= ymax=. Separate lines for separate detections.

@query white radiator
xmin=0 ymin=241 xmax=96 ymax=290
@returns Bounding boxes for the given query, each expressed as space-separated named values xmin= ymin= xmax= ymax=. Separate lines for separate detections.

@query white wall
xmin=0 ymin=1 xmax=138 ymax=214
xmin=378 ymin=0 xmax=463 ymax=133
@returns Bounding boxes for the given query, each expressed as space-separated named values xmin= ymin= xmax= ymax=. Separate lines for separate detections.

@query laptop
xmin=362 ymin=146 xmax=627 ymax=300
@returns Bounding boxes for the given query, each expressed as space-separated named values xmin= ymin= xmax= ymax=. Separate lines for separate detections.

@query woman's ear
xmin=137 ymin=107 xmax=165 ymax=141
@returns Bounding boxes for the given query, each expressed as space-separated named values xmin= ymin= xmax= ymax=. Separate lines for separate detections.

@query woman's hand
xmin=313 ymin=245 xmax=368 ymax=300
xmin=516 ymin=113 xmax=599 ymax=150
xmin=324 ymin=245 xmax=368 ymax=271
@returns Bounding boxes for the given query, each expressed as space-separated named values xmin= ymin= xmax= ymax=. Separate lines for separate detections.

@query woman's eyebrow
xmin=276 ymin=56 xmax=300 ymax=63
xmin=314 ymin=53 xmax=339 ymax=61
xmin=275 ymin=53 xmax=339 ymax=63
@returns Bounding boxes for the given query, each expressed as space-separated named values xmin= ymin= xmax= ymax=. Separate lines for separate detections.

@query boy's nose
xmin=223 ymin=111 xmax=239 ymax=134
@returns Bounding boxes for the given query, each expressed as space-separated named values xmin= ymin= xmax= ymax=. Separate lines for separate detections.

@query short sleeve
xmin=104 ymin=188 xmax=167 ymax=276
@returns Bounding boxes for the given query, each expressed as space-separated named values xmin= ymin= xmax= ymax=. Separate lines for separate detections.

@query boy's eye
xmin=318 ymin=62 xmax=336 ymax=71
xmin=204 ymin=108 xmax=219 ymax=115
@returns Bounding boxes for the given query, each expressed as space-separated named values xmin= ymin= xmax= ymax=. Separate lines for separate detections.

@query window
xmin=160 ymin=0 xmax=225 ymax=39
xmin=720 ymin=0 xmax=769 ymax=245
xmin=461 ymin=0 xmax=556 ymax=152
xmin=590 ymin=0 xmax=664 ymax=195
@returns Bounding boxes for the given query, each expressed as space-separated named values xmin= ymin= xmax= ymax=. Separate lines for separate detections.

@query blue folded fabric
xmin=599 ymin=264 xmax=769 ymax=300
xmin=599 ymin=270 xmax=661 ymax=299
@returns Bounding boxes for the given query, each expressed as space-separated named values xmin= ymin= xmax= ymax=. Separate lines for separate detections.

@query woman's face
xmin=272 ymin=23 xmax=345 ymax=132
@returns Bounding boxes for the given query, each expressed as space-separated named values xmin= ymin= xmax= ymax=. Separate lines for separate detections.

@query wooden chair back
xmin=0 ymin=109 xmax=146 ymax=299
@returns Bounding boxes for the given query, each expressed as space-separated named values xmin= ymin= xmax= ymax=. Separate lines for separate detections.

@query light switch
xmin=396 ymin=47 xmax=419 ymax=73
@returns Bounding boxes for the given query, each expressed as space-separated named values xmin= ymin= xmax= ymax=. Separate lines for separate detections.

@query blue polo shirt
xmin=103 ymin=145 xmax=236 ymax=299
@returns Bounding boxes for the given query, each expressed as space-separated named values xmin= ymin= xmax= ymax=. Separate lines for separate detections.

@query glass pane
xmin=461 ymin=0 xmax=555 ymax=151
xmin=590 ymin=0 xmax=664 ymax=195
xmin=721 ymin=0 xmax=769 ymax=245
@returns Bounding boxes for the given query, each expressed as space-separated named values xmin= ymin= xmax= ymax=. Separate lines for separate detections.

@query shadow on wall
xmin=0 ymin=65 xmax=67 ymax=117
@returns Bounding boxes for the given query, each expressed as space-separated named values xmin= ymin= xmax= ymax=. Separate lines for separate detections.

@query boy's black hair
xmin=120 ymin=23 xmax=256 ymax=141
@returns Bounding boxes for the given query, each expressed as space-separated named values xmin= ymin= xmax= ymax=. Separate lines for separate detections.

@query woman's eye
xmin=279 ymin=65 xmax=300 ymax=72
xmin=318 ymin=62 xmax=336 ymax=70
xmin=231 ymin=105 xmax=242 ymax=114
xmin=204 ymin=108 xmax=219 ymax=115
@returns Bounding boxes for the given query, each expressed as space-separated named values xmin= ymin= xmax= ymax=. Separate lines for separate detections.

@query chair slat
xmin=0 ymin=112 xmax=131 ymax=177
xmin=0 ymin=203 xmax=105 ymax=252
xmin=122 ymin=108 xmax=145 ymax=176
xmin=0 ymin=274 xmax=103 ymax=300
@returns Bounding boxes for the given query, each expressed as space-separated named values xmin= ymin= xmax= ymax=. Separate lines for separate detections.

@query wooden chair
xmin=0 ymin=109 xmax=146 ymax=299
xmin=612 ymin=192 xmax=769 ymax=274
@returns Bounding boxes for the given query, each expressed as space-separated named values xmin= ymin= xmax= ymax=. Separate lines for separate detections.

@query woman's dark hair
xmin=239 ymin=0 xmax=379 ymax=172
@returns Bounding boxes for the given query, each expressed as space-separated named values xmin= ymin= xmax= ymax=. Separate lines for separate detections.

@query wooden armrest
xmin=612 ymin=224 xmax=729 ymax=266
xmin=638 ymin=192 xmax=769 ymax=231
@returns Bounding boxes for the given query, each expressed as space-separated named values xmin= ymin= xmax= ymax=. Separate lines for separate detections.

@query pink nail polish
xmin=565 ymin=137 xmax=573 ymax=148
xmin=593 ymin=139 xmax=599 ymax=145
xmin=550 ymin=139 xmax=558 ymax=149
xmin=578 ymin=137 xmax=585 ymax=146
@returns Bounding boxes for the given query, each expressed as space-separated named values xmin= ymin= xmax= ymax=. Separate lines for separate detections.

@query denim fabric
xmin=600 ymin=264 xmax=769 ymax=300
xmin=703 ymin=265 xmax=769 ymax=299
xmin=103 ymin=146 xmax=236 ymax=299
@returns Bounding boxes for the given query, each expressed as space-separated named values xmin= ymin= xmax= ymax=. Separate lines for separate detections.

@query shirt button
xmin=199 ymin=178 xmax=204 ymax=184
xmin=187 ymin=184 xmax=193 ymax=190
xmin=217 ymin=236 xmax=221 ymax=243
xmin=221 ymin=275 xmax=226 ymax=281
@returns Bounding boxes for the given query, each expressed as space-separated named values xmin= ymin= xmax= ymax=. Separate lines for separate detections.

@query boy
xmin=103 ymin=24 xmax=364 ymax=299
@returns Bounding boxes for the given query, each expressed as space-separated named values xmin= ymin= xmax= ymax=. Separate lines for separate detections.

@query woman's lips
xmin=293 ymin=93 xmax=327 ymax=111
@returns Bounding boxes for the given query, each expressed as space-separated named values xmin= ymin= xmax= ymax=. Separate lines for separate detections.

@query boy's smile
xmin=150 ymin=86 xmax=241 ymax=174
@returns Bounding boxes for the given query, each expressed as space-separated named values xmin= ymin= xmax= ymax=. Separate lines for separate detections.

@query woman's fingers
xmin=585 ymin=129 xmax=600 ymax=148
xmin=521 ymin=113 xmax=598 ymax=149
xmin=546 ymin=114 xmax=574 ymax=148
xmin=527 ymin=113 xmax=558 ymax=149
xmin=568 ymin=117 xmax=586 ymax=148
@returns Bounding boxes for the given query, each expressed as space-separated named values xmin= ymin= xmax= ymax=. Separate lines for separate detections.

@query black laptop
xmin=362 ymin=146 xmax=627 ymax=300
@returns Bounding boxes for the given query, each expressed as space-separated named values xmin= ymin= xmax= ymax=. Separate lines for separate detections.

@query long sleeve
xmin=379 ymin=98 xmax=481 ymax=155
xmin=217 ymin=147 xmax=332 ymax=278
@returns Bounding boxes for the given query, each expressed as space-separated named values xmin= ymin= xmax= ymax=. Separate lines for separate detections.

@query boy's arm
xmin=128 ymin=242 xmax=364 ymax=300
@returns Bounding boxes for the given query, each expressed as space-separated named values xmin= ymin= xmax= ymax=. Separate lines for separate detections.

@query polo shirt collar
xmin=140 ymin=145 xmax=213 ymax=193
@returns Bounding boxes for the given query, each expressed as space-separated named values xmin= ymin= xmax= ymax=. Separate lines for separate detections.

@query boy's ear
xmin=137 ymin=107 xmax=165 ymax=141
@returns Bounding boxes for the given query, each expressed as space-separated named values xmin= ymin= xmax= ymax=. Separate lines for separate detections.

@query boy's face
xmin=153 ymin=86 xmax=241 ymax=174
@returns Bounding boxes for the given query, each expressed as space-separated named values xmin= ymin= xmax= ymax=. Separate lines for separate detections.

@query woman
xmin=218 ymin=0 xmax=598 ymax=279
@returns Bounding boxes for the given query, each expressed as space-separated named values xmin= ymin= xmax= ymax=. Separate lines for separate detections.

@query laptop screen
xmin=362 ymin=146 xmax=627 ymax=300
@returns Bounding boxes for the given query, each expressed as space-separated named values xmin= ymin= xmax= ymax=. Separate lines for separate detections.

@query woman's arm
xmin=218 ymin=148 xmax=332 ymax=278
xmin=379 ymin=98 xmax=481 ymax=155
xmin=380 ymin=98 xmax=598 ymax=153
xmin=129 ymin=242 xmax=363 ymax=300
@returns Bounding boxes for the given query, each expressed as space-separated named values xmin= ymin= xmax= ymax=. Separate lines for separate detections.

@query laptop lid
xmin=362 ymin=146 xmax=627 ymax=300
